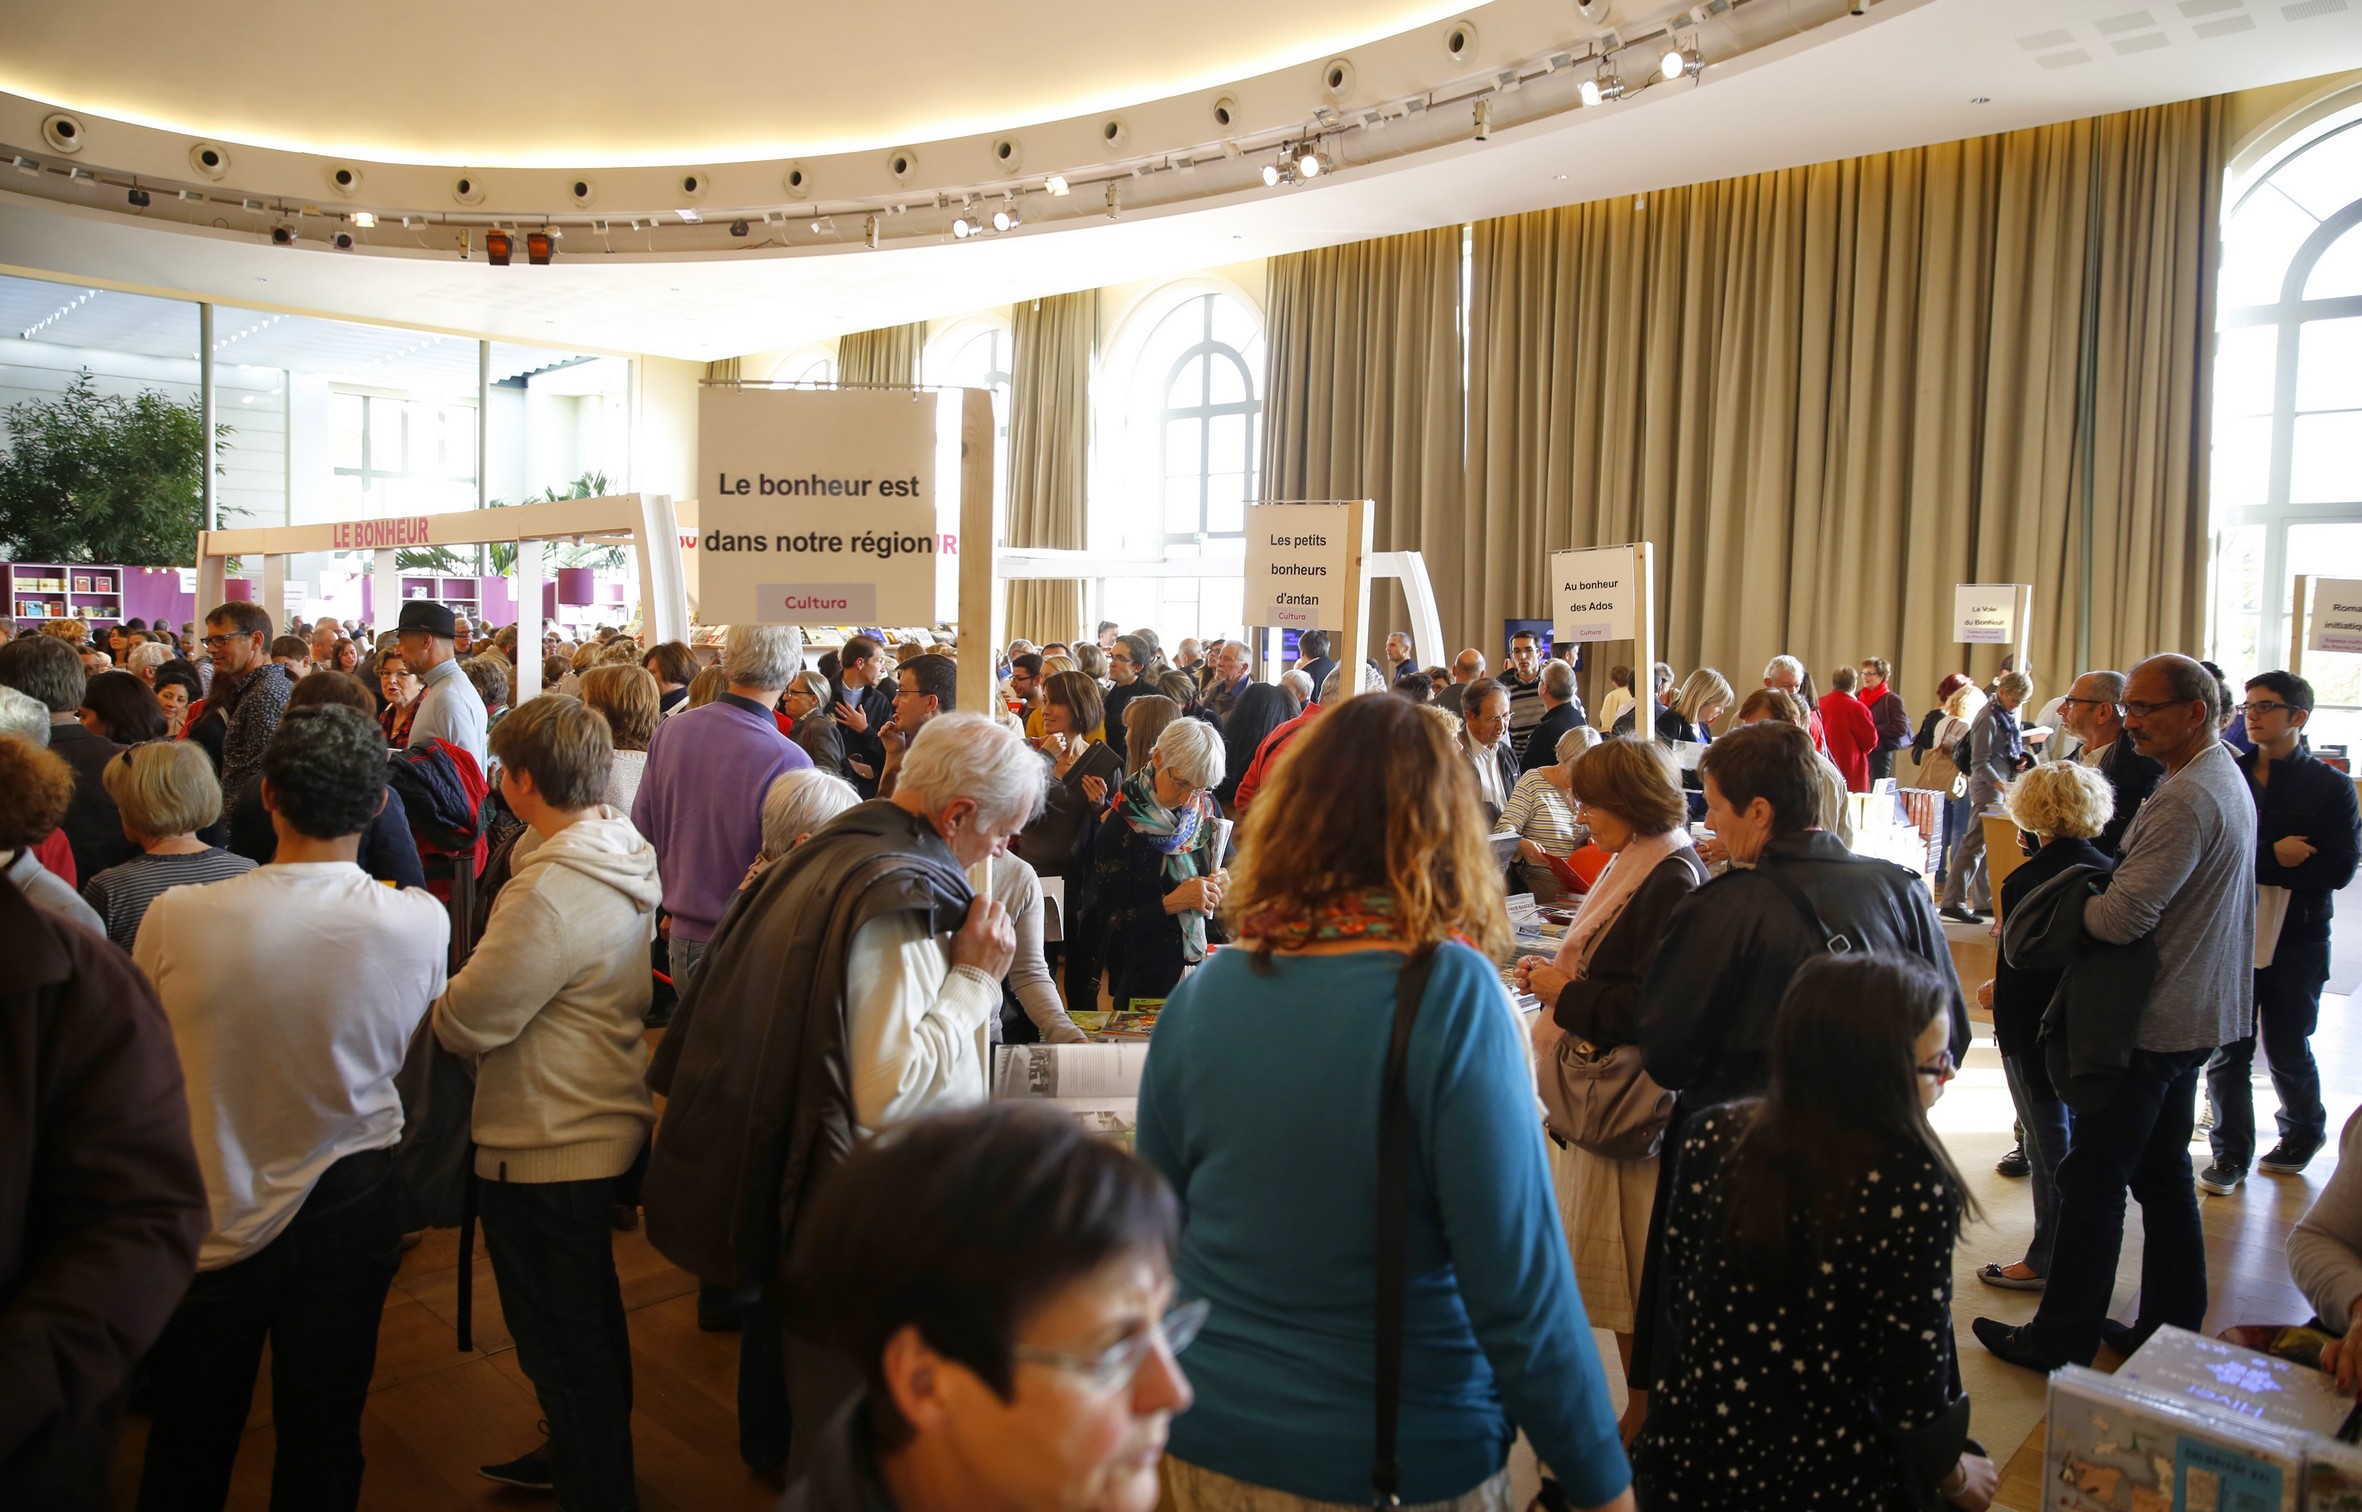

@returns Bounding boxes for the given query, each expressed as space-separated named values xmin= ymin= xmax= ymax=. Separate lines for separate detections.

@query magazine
xmin=991 ymin=1042 xmax=1149 ymax=1100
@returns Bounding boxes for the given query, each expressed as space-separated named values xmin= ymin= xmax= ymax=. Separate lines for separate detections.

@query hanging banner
xmin=1551 ymin=546 xmax=1640 ymax=643
xmin=1954 ymin=584 xmax=2023 ymax=645
xmin=697 ymin=387 xmax=942 ymax=625
xmin=2306 ymin=578 xmax=2362 ymax=654
xmin=1244 ymin=502 xmax=1352 ymax=628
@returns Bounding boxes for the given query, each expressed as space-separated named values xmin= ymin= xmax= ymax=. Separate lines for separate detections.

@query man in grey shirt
xmin=395 ymin=600 xmax=488 ymax=769
xmin=1977 ymin=653 xmax=2255 ymax=1371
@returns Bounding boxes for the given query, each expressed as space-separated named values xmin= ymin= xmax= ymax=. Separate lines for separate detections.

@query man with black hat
xmin=396 ymin=600 xmax=488 ymax=768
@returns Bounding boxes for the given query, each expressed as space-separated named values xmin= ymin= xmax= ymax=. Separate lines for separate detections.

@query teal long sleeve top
xmin=1136 ymin=942 xmax=1631 ymax=1507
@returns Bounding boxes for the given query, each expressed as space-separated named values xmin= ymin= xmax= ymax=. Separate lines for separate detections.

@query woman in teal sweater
xmin=1138 ymin=695 xmax=1633 ymax=1512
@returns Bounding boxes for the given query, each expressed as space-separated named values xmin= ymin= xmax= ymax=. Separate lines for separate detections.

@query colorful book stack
xmin=2042 ymin=1326 xmax=2360 ymax=1512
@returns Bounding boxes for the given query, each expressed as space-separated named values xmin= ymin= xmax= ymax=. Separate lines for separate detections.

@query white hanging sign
xmin=1954 ymin=584 xmax=2023 ymax=645
xmin=1551 ymin=546 xmax=1640 ymax=643
xmin=1244 ymin=503 xmax=1352 ymax=628
xmin=697 ymin=387 xmax=944 ymax=625
xmin=2307 ymin=579 xmax=2362 ymax=654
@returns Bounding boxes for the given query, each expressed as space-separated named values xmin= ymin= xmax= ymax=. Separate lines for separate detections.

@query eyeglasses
xmin=1009 ymin=1297 xmax=1208 ymax=1393
xmin=2116 ymin=698 xmax=2196 ymax=719
xmin=2055 ymin=695 xmax=2111 ymax=709
xmin=200 ymin=632 xmax=247 ymax=649
xmin=1916 ymin=1049 xmax=1957 ymax=1084
xmin=2242 ymin=700 xmax=2300 ymax=719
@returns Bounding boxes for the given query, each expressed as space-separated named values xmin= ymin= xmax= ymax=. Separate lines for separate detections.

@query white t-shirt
xmin=136 ymin=862 xmax=451 ymax=1269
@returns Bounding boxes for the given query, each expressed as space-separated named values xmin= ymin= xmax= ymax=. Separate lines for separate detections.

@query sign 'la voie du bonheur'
xmin=697 ymin=386 xmax=947 ymax=625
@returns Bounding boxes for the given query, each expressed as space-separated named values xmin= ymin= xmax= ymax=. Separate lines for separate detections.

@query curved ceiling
xmin=1 ymin=0 xmax=1477 ymax=165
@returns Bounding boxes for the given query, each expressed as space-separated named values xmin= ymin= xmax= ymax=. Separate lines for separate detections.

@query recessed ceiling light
xmin=1971 ymin=96 xmax=1991 ymax=104
xmin=1553 ymin=173 xmax=1568 ymax=181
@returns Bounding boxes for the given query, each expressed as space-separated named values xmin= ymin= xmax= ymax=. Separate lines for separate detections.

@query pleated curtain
xmin=1004 ymin=292 xmax=1097 ymax=644
xmin=1461 ymin=97 xmax=2221 ymax=714
xmin=835 ymin=323 xmax=925 ymax=388
xmin=1260 ymin=227 xmax=1466 ymax=669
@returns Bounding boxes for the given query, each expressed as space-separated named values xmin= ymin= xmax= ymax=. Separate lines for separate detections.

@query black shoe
xmin=2259 ymin=1139 xmax=2323 ymax=1176
xmin=1973 ymin=1316 xmax=2069 ymax=1373
xmin=697 ymin=1283 xmax=742 ymax=1333
xmin=1940 ymin=905 xmax=1982 ymax=924
xmin=1996 ymin=1143 xmax=2030 ymax=1178
xmin=2197 ymin=1160 xmax=2246 ymax=1196
xmin=2098 ymin=1318 xmax=2146 ymax=1358
xmin=479 ymin=1448 xmax=554 ymax=1492
xmin=612 ymin=1202 xmax=640 ymax=1232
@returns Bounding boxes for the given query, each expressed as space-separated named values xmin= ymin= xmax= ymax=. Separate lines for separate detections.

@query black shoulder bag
xmin=1373 ymin=945 xmax=1439 ymax=1507
xmin=1753 ymin=857 xmax=1857 ymax=955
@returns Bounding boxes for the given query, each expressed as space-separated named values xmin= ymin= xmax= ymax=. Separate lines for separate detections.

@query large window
xmin=1103 ymin=288 xmax=1264 ymax=642
xmin=330 ymin=392 xmax=478 ymax=521
xmin=2211 ymin=109 xmax=2362 ymax=749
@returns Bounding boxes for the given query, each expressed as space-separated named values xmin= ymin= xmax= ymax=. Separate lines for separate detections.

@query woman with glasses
xmin=781 ymin=1103 xmax=1193 ymax=1512
xmin=377 ymin=648 xmax=423 ymax=747
xmin=1970 ymin=762 xmax=2114 ymax=1295
xmin=1139 ymin=695 xmax=1634 ymax=1512
xmin=1632 ymin=954 xmax=1995 ymax=1512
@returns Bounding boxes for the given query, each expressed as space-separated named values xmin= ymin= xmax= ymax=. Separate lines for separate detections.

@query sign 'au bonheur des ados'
xmin=697 ymin=387 xmax=944 ymax=625
xmin=1244 ymin=503 xmax=1352 ymax=629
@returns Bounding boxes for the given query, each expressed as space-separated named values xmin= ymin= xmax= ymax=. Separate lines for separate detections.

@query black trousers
xmin=478 ymin=1174 xmax=639 ymax=1512
xmin=136 ymin=1149 xmax=402 ymax=1512
xmin=2208 ymin=938 xmax=2331 ymax=1169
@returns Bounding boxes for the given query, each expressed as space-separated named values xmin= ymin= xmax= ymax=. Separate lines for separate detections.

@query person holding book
xmin=1094 ymin=719 xmax=1226 ymax=1011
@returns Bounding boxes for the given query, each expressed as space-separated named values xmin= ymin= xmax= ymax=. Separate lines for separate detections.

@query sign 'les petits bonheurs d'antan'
xmin=1243 ymin=503 xmax=1353 ymax=629
xmin=697 ymin=386 xmax=944 ymax=625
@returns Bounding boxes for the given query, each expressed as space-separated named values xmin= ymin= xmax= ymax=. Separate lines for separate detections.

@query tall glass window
xmin=2212 ymin=110 xmax=2362 ymax=749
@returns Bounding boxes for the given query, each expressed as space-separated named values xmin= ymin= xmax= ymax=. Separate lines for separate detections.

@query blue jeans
xmin=2021 ymin=1047 xmax=2211 ymax=1363
xmin=665 ymin=935 xmax=707 ymax=994
xmin=2002 ymin=1052 xmax=2072 ymax=1276
xmin=479 ymin=1174 xmax=639 ymax=1512
xmin=136 ymin=1150 xmax=402 ymax=1512
xmin=2207 ymin=939 xmax=2330 ymax=1169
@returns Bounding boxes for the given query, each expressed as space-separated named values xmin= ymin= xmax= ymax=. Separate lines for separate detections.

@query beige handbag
xmin=1540 ymin=1034 xmax=1674 ymax=1161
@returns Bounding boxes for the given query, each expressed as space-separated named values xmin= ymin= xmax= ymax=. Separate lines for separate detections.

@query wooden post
xmin=955 ymin=389 xmax=1001 ymax=713
xmin=2014 ymin=584 xmax=2035 ymax=684
xmin=2291 ymin=574 xmax=2316 ymax=677
xmin=1335 ymin=499 xmax=1373 ymax=701
xmin=263 ymin=555 xmax=287 ymax=629
xmin=1634 ymin=542 xmax=1657 ymax=723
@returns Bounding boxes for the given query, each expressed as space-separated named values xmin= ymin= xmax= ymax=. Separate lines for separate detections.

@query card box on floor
xmin=2114 ymin=1326 xmax=2359 ymax=1442
xmin=2044 ymin=1364 xmax=2307 ymax=1512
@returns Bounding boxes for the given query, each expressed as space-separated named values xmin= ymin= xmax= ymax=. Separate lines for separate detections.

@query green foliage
xmin=396 ymin=470 xmax=621 ymax=575
xmin=0 ymin=371 xmax=232 ymax=565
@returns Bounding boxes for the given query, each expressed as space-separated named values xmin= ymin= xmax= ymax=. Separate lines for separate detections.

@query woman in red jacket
xmin=1819 ymin=665 xmax=1880 ymax=792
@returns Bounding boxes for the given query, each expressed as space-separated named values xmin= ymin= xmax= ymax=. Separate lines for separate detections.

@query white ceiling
xmin=0 ymin=0 xmax=1476 ymax=166
xmin=1 ymin=0 xmax=2359 ymax=362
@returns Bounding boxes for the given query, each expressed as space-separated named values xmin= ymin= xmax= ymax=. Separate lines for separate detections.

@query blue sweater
xmin=1137 ymin=943 xmax=1630 ymax=1507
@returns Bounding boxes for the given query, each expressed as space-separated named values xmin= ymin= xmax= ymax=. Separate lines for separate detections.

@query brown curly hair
xmin=1222 ymin=694 xmax=1508 ymax=957
xmin=0 ymin=735 xmax=77 ymax=850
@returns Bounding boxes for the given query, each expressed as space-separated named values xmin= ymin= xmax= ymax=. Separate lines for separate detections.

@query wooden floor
xmin=102 ymin=926 xmax=2359 ymax=1510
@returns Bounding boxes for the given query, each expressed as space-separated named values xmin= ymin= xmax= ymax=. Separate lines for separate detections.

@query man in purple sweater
xmin=634 ymin=624 xmax=811 ymax=991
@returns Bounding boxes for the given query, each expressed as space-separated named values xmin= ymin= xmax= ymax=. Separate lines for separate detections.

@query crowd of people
xmin=4 ymin=602 xmax=2358 ymax=1512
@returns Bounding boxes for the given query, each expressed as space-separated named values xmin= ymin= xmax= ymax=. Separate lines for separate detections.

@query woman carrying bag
xmin=1515 ymin=737 xmax=1703 ymax=1441
xmin=1138 ymin=694 xmax=1633 ymax=1512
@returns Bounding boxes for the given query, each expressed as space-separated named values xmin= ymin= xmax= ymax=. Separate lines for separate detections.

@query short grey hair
xmin=2076 ymin=669 xmax=2128 ymax=702
xmin=1154 ymin=716 xmax=1225 ymax=791
xmin=130 ymin=641 xmax=173 ymax=676
xmin=760 ymin=768 xmax=860 ymax=858
xmin=1556 ymin=725 xmax=1602 ymax=762
xmin=0 ymin=685 xmax=49 ymax=746
xmin=1996 ymin=670 xmax=2033 ymax=702
xmin=722 ymin=624 xmax=804 ymax=690
xmin=897 ymin=712 xmax=1047 ymax=830
xmin=1280 ymin=669 xmax=1314 ymax=702
xmin=1764 ymin=655 xmax=1804 ymax=682
xmin=1541 ymin=660 xmax=1577 ymax=701
xmin=790 ymin=669 xmax=832 ymax=704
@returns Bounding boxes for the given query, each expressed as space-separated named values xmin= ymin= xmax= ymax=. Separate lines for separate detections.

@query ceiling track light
xmin=1104 ymin=181 xmax=1121 ymax=220
xmin=485 ymin=228 xmax=513 ymax=265
xmin=1473 ymin=97 xmax=1493 ymax=141
xmin=1044 ymin=174 xmax=1070 ymax=196
xmin=865 ymin=214 xmax=880 ymax=249
xmin=1662 ymin=38 xmax=1702 ymax=82
xmin=525 ymin=230 xmax=555 ymax=264
xmin=991 ymin=193 xmax=1020 ymax=232
xmin=1579 ymin=63 xmax=1626 ymax=107
xmin=951 ymin=196 xmax=979 ymax=238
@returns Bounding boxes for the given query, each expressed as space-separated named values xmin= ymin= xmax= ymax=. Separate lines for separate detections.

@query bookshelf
xmin=7 ymin=561 xmax=126 ymax=627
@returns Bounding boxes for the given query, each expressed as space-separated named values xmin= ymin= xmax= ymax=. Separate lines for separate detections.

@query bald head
xmin=1452 ymin=648 xmax=1486 ymax=684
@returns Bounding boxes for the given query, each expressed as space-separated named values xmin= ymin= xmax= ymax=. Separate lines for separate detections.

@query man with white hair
xmin=1205 ymin=640 xmax=1253 ymax=724
xmin=1763 ymin=654 xmax=1827 ymax=753
xmin=632 ymin=623 xmax=811 ymax=990
xmin=644 ymin=711 xmax=1038 ymax=1476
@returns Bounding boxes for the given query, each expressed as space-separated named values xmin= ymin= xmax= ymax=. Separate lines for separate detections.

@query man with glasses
xmin=1976 ymin=653 xmax=2256 ymax=1372
xmin=2205 ymin=672 xmax=2358 ymax=1186
xmin=1103 ymin=634 xmax=1155 ymax=764
xmin=1502 ymin=630 xmax=1581 ymax=763
xmin=197 ymin=602 xmax=295 ymax=815
xmin=2056 ymin=669 xmax=2162 ymax=858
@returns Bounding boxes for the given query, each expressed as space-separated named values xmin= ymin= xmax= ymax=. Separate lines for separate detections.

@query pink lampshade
xmin=541 ymin=581 xmax=559 ymax=618
xmin=221 ymin=578 xmax=254 ymax=602
xmin=556 ymin=566 xmax=595 ymax=605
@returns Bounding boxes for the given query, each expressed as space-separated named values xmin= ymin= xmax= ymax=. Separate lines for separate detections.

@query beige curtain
xmin=702 ymin=357 xmax=741 ymax=384
xmin=1466 ymin=98 xmax=2221 ymax=716
xmin=1261 ymin=228 xmax=1465 ymax=671
xmin=836 ymin=323 xmax=924 ymax=388
xmin=1004 ymin=292 xmax=1097 ymax=644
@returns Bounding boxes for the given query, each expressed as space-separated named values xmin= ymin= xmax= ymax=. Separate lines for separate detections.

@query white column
xmin=515 ymin=539 xmax=544 ymax=701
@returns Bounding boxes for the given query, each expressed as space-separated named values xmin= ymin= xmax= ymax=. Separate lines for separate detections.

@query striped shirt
xmin=84 ymin=847 xmax=258 ymax=952
xmin=1494 ymin=769 xmax=1583 ymax=858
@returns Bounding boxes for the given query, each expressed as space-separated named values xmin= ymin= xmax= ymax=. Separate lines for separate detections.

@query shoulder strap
xmin=1374 ymin=944 xmax=1440 ymax=1508
xmin=1753 ymin=856 xmax=1853 ymax=955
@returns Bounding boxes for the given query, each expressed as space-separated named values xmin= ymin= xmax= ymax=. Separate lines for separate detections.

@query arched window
xmin=2211 ymin=107 xmax=2362 ymax=746
xmin=1102 ymin=288 xmax=1265 ymax=641
xmin=770 ymin=347 xmax=837 ymax=386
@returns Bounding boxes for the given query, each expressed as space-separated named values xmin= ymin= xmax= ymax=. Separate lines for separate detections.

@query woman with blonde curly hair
xmin=1138 ymin=694 xmax=1634 ymax=1512
xmin=1970 ymin=759 xmax=2115 ymax=1295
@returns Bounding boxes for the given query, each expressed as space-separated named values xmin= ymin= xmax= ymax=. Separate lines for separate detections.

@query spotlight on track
xmin=485 ymin=228 xmax=513 ymax=265
xmin=526 ymin=230 xmax=555 ymax=265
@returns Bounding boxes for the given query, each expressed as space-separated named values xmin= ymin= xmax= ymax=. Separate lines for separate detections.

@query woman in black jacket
xmin=1094 ymin=717 xmax=1225 ymax=1010
xmin=1970 ymin=762 xmax=2113 ymax=1293
xmin=1016 ymin=671 xmax=1123 ymax=1015
xmin=1516 ymin=736 xmax=1705 ymax=1437
xmin=1213 ymin=681 xmax=1298 ymax=813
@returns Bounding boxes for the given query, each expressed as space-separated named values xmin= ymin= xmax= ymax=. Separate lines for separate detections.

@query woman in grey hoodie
xmin=432 ymin=696 xmax=663 ymax=1509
